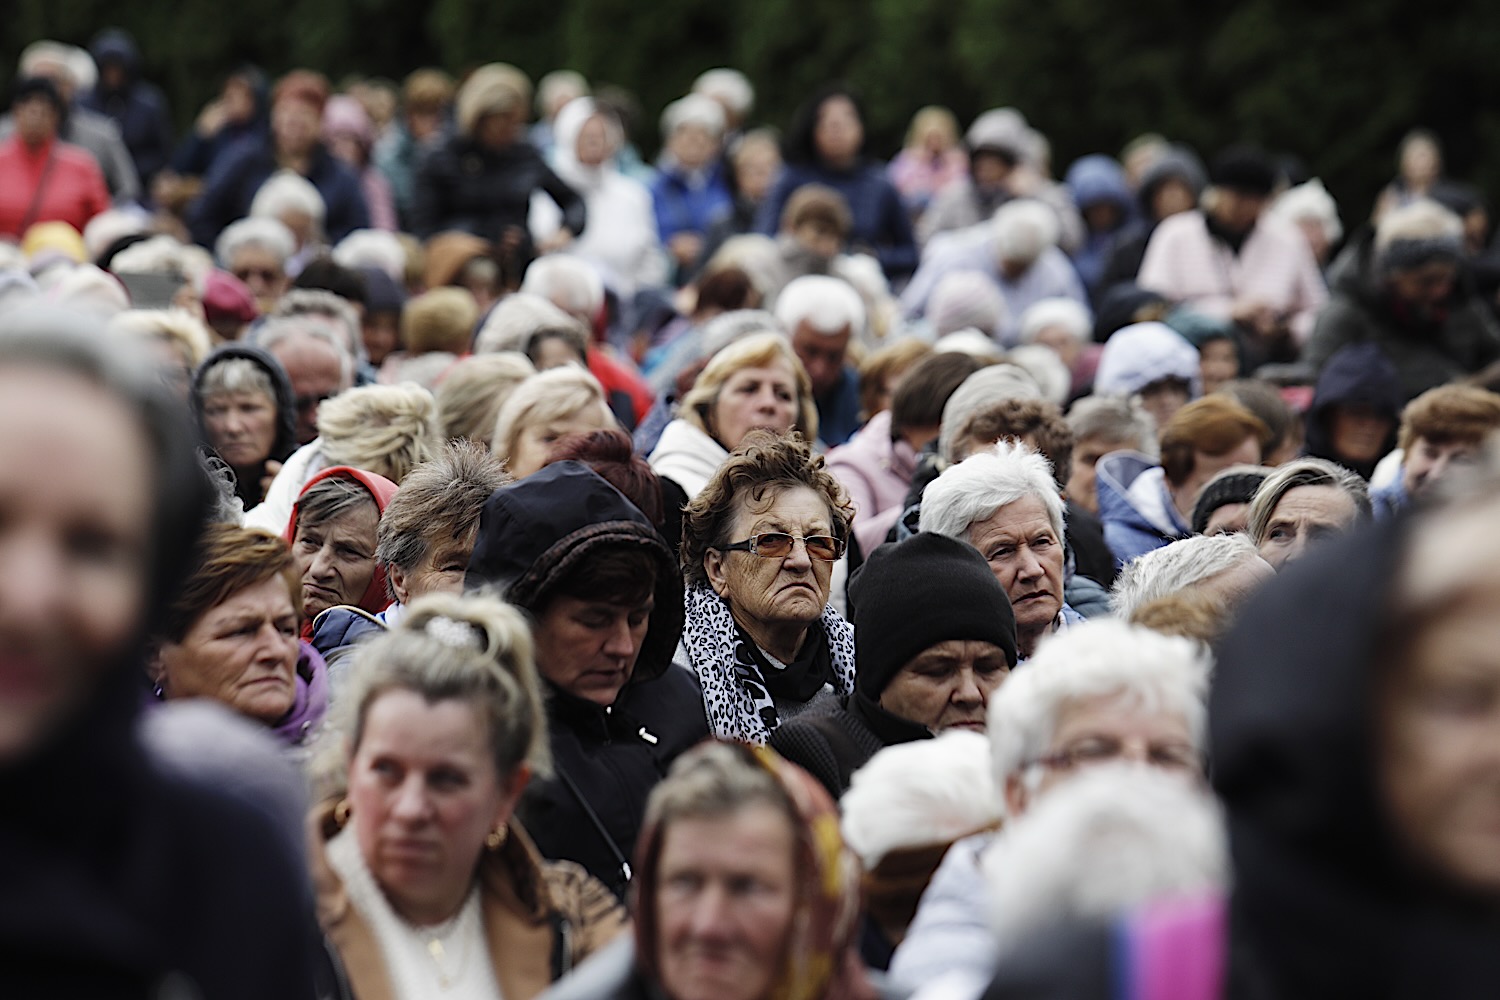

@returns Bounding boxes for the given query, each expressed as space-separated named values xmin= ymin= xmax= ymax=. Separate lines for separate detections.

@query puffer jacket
xmin=1095 ymin=451 xmax=1190 ymax=567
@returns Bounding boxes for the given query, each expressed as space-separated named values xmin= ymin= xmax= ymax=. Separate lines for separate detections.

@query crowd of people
xmin=7 ymin=28 xmax=1500 ymax=1000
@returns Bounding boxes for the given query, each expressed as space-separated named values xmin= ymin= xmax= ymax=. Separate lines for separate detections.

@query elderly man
xmin=259 ymin=312 xmax=355 ymax=444
xmin=215 ymin=217 xmax=296 ymax=315
xmin=775 ymin=273 xmax=868 ymax=446
xmin=921 ymin=441 xmax=1084 ymax=660
xmin=1306 ymin=199 xmax=1500 ymax=402
xmin=1138 ymin=145 xmax=1325 ymax=365
xmin=888 ymin=619 xmax=1209 ymax=993
xmin=1248 ymin=457 xmax=1370 ymax=571
xmin=902 ymin=198 xmax=1089 ymax=346
xmin=771 ymin=532 xmax=1019 ymax=799
xmin=1110 ymin=532 xmax=1274 ymax=619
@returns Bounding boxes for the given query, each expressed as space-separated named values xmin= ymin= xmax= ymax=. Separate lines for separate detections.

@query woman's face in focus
xmin=814 ymin=96 xmax=863 ymax=168
xmin=347 ymin=690 xmax=521 ymax=924
xmin=655 ymin=802 xmax=798 ymax=1000
xmin=202 ymin=389 xmax=279 ymax=471
xmin=710 ymin=361 xmax=799 ymax=452
xmin=292 ymin=500 xmax=380 ymax=619
xmin=0 ymin=368 xmax=153 ymax=763
xmin=704 ymin=485 xmax=835 ymax=632
xmin=155 ymin=574 xmax=300 ymax=725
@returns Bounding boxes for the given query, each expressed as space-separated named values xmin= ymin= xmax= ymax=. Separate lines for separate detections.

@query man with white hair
xmin=1109 ymin=532 xmax=1273 ymax=619
xmin=1 ymin=40 xmax=141 ymax=203
xmin=216 ymin=217 xmax=296 ymax=314
xmin=776 ymin=273 xmax=866 ymax=445
xmin=902 ymin=199 xmax=1088 ymax=345
xmin=889 ymin=619 xmax=1209 ymax=994
xmin=921 ymin=440 xmax=1085 ymax=660
xmin=258 ymin=312 xmax=355 ymax=445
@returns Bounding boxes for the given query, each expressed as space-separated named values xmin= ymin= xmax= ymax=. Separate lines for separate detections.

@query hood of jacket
xmin=192 ymin=342 xmax=300 ymax=469
xmin=1136 ymin=145 xmax=1207 ymax=219
xmin=1093 ymin=321 xmax=1202 ymax=398
xmin=90 ymin=29 xmax=140 ymax=87
xmin=1095 ymin=451 xmax=1188 ymax=540
xmin=1213 ymin=519 xmax=1500 ymax=994
xmin=1305 ymin=342 xmax=1401 ymax=477
xmin=284 ymin=465 xmax=399 ymax=615
xmin=465 ymin=461 xmax=684 ymax=684
xmin=1065 ymin=154 xmax=1134 ymax=216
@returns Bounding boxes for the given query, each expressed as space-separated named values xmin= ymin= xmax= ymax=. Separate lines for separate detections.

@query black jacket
xmin=769 ymin=694 xmax=930 ymax=800
xmin=192 ymin=343 xmax=299 ymax=508
xmin=411 ymin=134 xmax=586 ymax=250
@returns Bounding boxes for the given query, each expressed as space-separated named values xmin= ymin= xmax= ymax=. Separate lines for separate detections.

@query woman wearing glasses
xmin=678 ymin=431 xmax=857 ymax=743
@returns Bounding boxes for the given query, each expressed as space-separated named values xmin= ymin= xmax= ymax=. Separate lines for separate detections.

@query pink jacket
xmin=826 ymin=410 xmax=919 ymax=554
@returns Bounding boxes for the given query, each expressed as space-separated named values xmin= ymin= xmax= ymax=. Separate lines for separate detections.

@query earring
xmin=334 ymin=799 xmax=352 ymax=826
xmin=485 ymin=825 xmax=508 ymax=850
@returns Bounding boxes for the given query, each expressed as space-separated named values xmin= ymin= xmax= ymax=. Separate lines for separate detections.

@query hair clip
xmin=425 ymin=615 xmax=483 ymax=650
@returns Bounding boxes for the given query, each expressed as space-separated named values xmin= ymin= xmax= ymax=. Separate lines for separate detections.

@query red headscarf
xmin=284 ymin=465 xmax=399 ymax=626
xmin=631 ymin=742 xmax=874 ymax=1000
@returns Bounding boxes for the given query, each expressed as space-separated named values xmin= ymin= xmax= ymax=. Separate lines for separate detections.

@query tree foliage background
xmin=10 ymin=0 xmax=1500 ymax=229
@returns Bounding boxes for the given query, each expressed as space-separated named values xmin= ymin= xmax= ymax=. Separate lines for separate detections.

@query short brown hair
xmin=681 ymin=431 xmax=852 ymax=587
xmin=1160 ymin=397 xmax=1270 ymax=487
xmin=402 ymin=287 xmax=478 ymax=354
xmin=780 ymin=184 xmax=853 ymax=239
xmin=376 ymin=441 xmax=509 ymax=596
xmin=159 ymin=525 xmax=301 ymax=643
xmin=952 ymin=398 xmax=1074 ymax=487
xmin=1397 ymin=384 xmax=1500 ymax=452
xmin=858 ymin=338 xmax=932 ymax=422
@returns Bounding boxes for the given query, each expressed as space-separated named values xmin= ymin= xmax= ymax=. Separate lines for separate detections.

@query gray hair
xmin=1110 ymin=533 xmax=1259 ymax=618
xmin=920 ymin=439 xmax=1065 ymax=543
xmin=938 ymin=365 xmax=1043 ymax=463
xmin=257 ymin=314 xmax=356 ymax=388
xmin=295 ymin=476 xmax=377 ymax=532
xmin=988 ymin=619 xmax=1210 ymax=794
xmin=774 ymin=274 xmax=866 ymax=339
xmin=1019 ymin=297 xmax=1092 ymax=345
xmin=215 ymin=217 xmax=297 ymax=270
xmin=692 ymin=68 xmax=754 ymax=116
xmin=273 ymin=289 xmax=363 ymax=363
xmin=249 ymin=170 xmax=326 ymax=226
xmin=474 ymin=293 xmax=584 ymax=355
xmin=1247 ymin=457 xmax=1371 ymax=546
xmin=659 ymin=93 xmax=726 ymax=139
xmin=198 ymin=357 xmax=277 ymax=402
xmin=992 ymin=199 xmax=1060 ymax=265
xmin=376 ymin=441 xmax=509 ymax=594
xmin=1066 ymin=395 xmax=1157 ymax=457
xmin=519 ymin=254 xmax=605 ymax=321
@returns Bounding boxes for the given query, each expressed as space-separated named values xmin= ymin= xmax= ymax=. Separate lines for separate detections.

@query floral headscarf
xmin=632 ymin=742 xmax=872 ymax=1000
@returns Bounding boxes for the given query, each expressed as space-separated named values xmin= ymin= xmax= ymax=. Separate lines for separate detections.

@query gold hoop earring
xmin=334 ymin=799 xmax=352 ymax=826
xmin=485 ymin=825 xmax=508 ymax=850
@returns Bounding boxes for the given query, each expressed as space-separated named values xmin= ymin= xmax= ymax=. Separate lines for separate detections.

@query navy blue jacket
xmin=756 ymin=161 xmax=919 ymax=280
xmin=188 ymin=138 xmax=370 ymax=247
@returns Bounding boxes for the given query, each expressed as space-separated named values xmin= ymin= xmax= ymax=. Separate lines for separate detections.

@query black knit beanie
xmin=849 ymin=532 xmax=1018 ymax=699
xmin=1191 ymin=469 xmax=1270 ymax=535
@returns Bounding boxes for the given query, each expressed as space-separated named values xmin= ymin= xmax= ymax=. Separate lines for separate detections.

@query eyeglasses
xmin=717 ymin=532 xmax=845 ymax=561
xmin=1027 ymin=737 xmax=1201 ymax=774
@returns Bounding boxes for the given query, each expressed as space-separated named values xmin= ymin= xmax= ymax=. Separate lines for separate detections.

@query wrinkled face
xmin=1388 ymin=262 xmax=1457 ymax=315
xmin=705 ymin=486 xmax=835 ymax=634
xmin=202 ymin=389 xmax=278 ymax=471
xmin=14 ymin=95 xmax=58 ymax=146
xmin=656 ymin=804 xmax=798 ymax=1000
xmin=0 ymin=369 xmax=152 ymax=763
xmin=669 ymin=124 xmax=719 ymax=172
xmin=965 ymin=495 xmax=1065 ymax=648
xmin=1010 ymin=692 xmax=1200 ymax=812
xmin=390 ymin=527 xmax=477 ymax=606
xmin=879 ymin=639 xmax=1011 ymax=732
xmin=1257 ymin=484 xmax=1359 ymax=570
xmin=1195 ymin=553 xmax=1275 ymax=610
xmin=272 ymin=98 xmax=322 ymax=157
xmin=229 ymin=246 xmax=290 ymax=315
xmin=292 ymin=501 xmax=380 ymax=620
xmin=790 ymin=321 xmax=850 ymax=399
xmin=1198 ymin=339 xmax=1238 ymax=395
xmin=506 ymin=406 xmax=615 ymax=480
xmin=533 ymin=589 xmax=655 ymax=707
xmin=711 ymin=362 xmax=799 ymax=452
xmin=814 ymin=97 xmax=863 ymax=167
xmin=1403 ymin=436 xmax=1481 ymax=497
xmin=1203 ymin=501 xmax=1251 ymax=536
xmin=348 ymin=691 xmax=519 ymax=924
xmin=1066 ymin=435 xmax=1132 ymax=515
xmin=1329 ymin=403 xmax=1395 ymax=465
xmin=269 ymin=337 xmax=345 ymax=445
xmin=362 ymin=312 xmax=401 ymax=367
xmin=575 ymin=115 xmax=611 ymax=168
xmin=156 ymin=575 xmax=300 ymax=725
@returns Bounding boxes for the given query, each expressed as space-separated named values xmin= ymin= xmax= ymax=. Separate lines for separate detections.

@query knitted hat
xmin=1191 ymin=466 xmax=1271 ymax=535
xmin=849 ymin=533 xmax=1018 ymax=699
xmin=456 ymin=63 xmax=532 ymax=137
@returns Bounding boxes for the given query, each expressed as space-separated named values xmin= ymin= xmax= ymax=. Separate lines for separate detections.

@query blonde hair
xmin=678 ymin=331 xmax=818 ymax=444
xmin=317 ymin=383 xmax=442 ymax=484
xmin=402 ymin=286 xmax=479 ymax=354
xmin=318 ymin=591 xmax=551 ymax=797
xmin=436 ymin=352 xmax=537 ymax=445
xmin=491 ymin=365 xmax=613 ymax=465
xmin=109 ymin=309 xmax=213 ymax=370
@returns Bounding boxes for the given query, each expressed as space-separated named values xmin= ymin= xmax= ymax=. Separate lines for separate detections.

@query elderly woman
xmin=1248 ymin=457 xmax=1370 ymax=570
xmin=412 ymin=62 xmax=586 ymax=264
xmin=649 ymin=331 xmax=817 ymax=501
xmin=0 ymin=306 xmax=319 ymax=992
xmin=150 ymin=524 xmax=326 ymax=747
xmin=285 ymin=465 xmax=398 ymax=637
xmin=192 ymin=343 xmax=298 ymax=507
xmin=561 ymin=741 xmax=869 ymax=1000
xmin=676 ymin=432 xmax=855 ymax=743
xmin=310 ymin=441 xmax=509 ymax=663
xmin=214 ymin=216 xmax=296 ymax=314
xmin=889 ymin=620 xmax=1208 ymax=994
xmin=921 ymin=441 xmax=1085 ymax=661
xmin=312 ymin=592 xmax=626 ymax=1000
xmin=493 ymin=365 xmax=618 ymax=479
xmin=437 ymin=352 xmax=538 ymax=446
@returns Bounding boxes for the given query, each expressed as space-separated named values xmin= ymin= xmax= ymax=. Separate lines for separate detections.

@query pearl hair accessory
xmin=424 ymin=615 xmax=483 ymax=651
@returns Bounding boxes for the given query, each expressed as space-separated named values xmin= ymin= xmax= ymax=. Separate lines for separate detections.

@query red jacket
xmin=0 ymin=135 xmax=111 ymax=238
